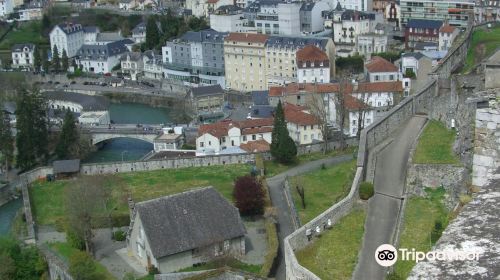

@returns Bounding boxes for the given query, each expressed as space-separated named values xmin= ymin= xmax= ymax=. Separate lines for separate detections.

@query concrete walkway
xmin=353 ymin=116 xmax=427 ymax=280
xmin=266 ymin=154 xmax=355 ymax=280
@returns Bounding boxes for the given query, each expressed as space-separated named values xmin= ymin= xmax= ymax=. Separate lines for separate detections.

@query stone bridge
xmin=82 ymin=126 xmax=162 ymax=145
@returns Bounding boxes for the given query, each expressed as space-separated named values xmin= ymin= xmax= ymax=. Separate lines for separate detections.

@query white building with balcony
xmin=11 ymin=43 xmax=35 ymax=69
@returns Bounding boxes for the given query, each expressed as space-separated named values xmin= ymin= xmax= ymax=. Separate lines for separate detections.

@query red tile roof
xmin=439 ymin=24 xmax=456 ymax=33
xmin=297 ymin=45 xmax=329 ymax=69
xmin=268 ymin=81 xmax=403 ymax=97
xmin=365 ymin=56 xmax=398 ymax=73
xmin=224 ymin=33 xmax=269 ymax=44
xmin=198 ymin=118 xmax=274 ymax=137
xmin=284 ymin=103 xmax=319 ymax=125
xmin=206 ymin=0 xmax=218 ymax=3
xmin=344 ymin=94 xmax=369 ymax=111
xmin=240 ymin=140 xmax=270 ymax=153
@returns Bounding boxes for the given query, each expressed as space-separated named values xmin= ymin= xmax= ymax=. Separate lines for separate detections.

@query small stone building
xmin=187 ymin=85 xmax=225 ymax=121
xmin=127 ymin=187 xmax=246 ymax=273
xmin=52 ymin=159 xmax=80 ymax=179
xmin=484 ymin=49 xmax=500 ymax=89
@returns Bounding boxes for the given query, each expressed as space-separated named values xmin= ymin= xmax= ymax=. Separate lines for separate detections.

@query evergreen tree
xmin=42 ymin=14 xmax=51 ymax=35
xmin=145 ymin=16 xmax=160 ymax=50
xmin=270 ymin=100 xmax=297 ymax=164
xmin=52 ymin=45 xmax=60 ymax=72
xmin=33 ymin=46 xmax=41 ymax=72
xmin=61 ymin=49 xmax=69 ymax=72
xmin=15 ymin=89 xmax=49 ymax=170
xmin=0 ymin=103 xmax=14 ymax=175
xmin=56 ymin=110 xmax=78 ymax=160
xmin=42 ymin=49 xmax=50 ymax=73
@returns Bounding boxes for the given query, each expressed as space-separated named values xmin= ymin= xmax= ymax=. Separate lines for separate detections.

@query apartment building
xmin=209 ymin=5 xmax=250 ymax=33
xmin=400 ymin=0 xmax=474 ymax=27
xmin=163 ymin=29 xmax=228 ymax=87
xmin=185 ymin=0 xmax=233 ymax=17
xmin=76 ymin=40 xmax=128 ymax=74
xmin=357 ymin=24 xmax=388 ymax=57
xmin=0 ymin=0 xmax=14 ymax=17
xmin=244 ymin=0 xmax=302 ymax=36
xmin=284 ymin=103 xmax=322 ymax=145
xmin=224 ymin=32 xmax=268 ymax=91
xmin=404 ymin=19 xmax=443 ymax=48
xmin=11 ymin=43 xmax=35 ymax=68
xmin=438 ymin=24 xmax=459 ymax=51
xmin=296 ymin=45 xmax=330 ymax=84
xmin=475 ymin=0 xmax=500 ymax=22
xmin=265 ymin=36 xmax=335 ymax=86
xmin=50 ymin=22 xmax=85 ymax=58
xmin=332 ymin=0 xmax=372 ymax=11
xmin=299 ymin=1 xmax=331 ymax=34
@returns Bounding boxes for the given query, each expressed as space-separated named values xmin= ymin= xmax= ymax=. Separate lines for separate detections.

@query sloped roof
xmin=136 ymin=187 xmax=246 ymax=259
xmin=251 ymin=90 xmax=269 ymax=106
xmin=77 ymin=40 xmax=128 ymax=61
xmin=121 ymin=51 xmax=142 ymax=61
xmin=407 ymin=19 xmax=443 ymax=29
xmin=12 ymin=43 xmax=35 ymax=52
xmin=439 ymin=24 xmax=457 ymax=34
xmin=296 ymin=45 xmax=329 ymax=68
xmin=284 ymin=103 xmax=319 ymax=125
xmin=190 ymin=84 xmax=224 ymax=97
xmin=240 ymin=140 xmax=270 ymax=153
xmin=132 ymin=22 xmax=146 ymax=34
xmin=55 ymin=22 xmax=83 ymax=35
xmin=198 ymin=118 xmax=274 ymax=137
xmin=269 ymin=81 xmax=403 ymax=97
xmin=53 ymin=159 xmax=80 ymax=173
xmin=225 ymin=32 xmax=268 ymax=44
xmin=365 ymin=56 xmax=399 ymax=73
xmin=344 ymin=94 xmax=369 ymax=111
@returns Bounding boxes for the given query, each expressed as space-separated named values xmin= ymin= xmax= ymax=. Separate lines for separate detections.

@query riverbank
xmin=103 ymin=92 xmax=179 ymax=109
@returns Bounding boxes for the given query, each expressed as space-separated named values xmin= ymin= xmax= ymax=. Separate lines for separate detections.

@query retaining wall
xmin=39 ymin=245 xmax=73 ymax=280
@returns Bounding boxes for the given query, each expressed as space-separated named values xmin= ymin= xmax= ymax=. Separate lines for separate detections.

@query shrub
xmin=459 ymin=194 xmax=472 ymax=205
xmin=67 ymin=229 xmax=85 ymax=251
xmin=430 ymin=220 xmax=443 ymax=244
xmin=260 ymin=219 xmax=279 ymax=277
xmin=54 ymin=217 xmax=66 ymax=232
xmin=69 ymin=251 xmax=102 ymax=280
xmin=113 ymin=230 xmax=126 ymax=241
xmin=359 ymin=182 xmax=374 ymax=200
xmin=233 ymin=175 xmax=265 ymax=216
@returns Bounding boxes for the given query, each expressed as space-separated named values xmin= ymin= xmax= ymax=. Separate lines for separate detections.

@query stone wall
xmin=39 ymin=245 xmax=73 ymax=280
xmin=406 ymin=164 xmax=467 ymax=209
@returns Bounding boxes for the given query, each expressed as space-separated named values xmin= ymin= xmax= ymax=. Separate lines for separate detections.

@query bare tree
xmin=335 ymin=75 xmax=351 ymax=150
xmin=65 ymin=176 xmax=109 ymax=256
xmin=307 ymin=83 xmax=330 ymax=154
xmin=355 ymin=91 xmax=370 ymax=140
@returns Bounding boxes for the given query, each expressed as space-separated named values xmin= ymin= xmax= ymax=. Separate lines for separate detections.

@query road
xmin=353 ymin=116 xmax=427 ymax=280
xmin=266 ymin=154 xmax=354 ymax=280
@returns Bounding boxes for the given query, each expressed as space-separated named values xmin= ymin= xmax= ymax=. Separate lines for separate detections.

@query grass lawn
xmin=49 ymin=242 xmax=116 ymax=280
xmin=290 ymin=160 xmax=357 ymax=224
xmin=463 ymin=24 xmax=500 ymax=73
xmin=0 ymin=21 xmax=49 ymax=50
xmin=295 ymin=208 xmax=366 ymax=280
xmin=30 ymin=164 xmax=251 ymax=226
xmin=413 ymin=120 xmax=459 ymax=164
xmin=178 ymin=258 xmax=262 ymax=275
xmin=392 ymin=187 xmax=449 ymax=279
xmin=264 ymin=146 xmax=357 ymax=177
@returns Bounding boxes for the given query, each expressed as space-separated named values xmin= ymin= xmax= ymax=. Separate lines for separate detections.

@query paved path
xmin=353 ymin=116 xmax=427 ymax=280
xmin=267 ymin=154 xmax=354 ymax=280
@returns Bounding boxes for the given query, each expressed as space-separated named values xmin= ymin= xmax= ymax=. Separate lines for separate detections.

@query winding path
xmin=266 ymin=154 xmax=355 ymax=280
xmin=353 ymin=116 xmax=427 ymax=280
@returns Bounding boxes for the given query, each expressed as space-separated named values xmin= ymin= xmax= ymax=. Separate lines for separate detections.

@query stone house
xmin=484 ymin=49 xmax=500 ymax=89
xmin=127 ymin=187 xmax=246 ymax=273
xmin=187 ymin=85 xmax=225 ymax=121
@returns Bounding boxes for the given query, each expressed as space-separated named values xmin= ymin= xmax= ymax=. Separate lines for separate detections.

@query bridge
xmin=81 ymin=124 xmax=163 ymax=145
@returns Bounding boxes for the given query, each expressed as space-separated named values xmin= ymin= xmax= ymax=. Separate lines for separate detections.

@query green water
xmin=83 ymin=103 xmax=172 ymax=163
xmin=0 ymin=199 xmax=22 ymax=236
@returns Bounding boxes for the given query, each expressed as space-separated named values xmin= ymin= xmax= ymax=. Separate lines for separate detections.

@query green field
xmin=295 ymin=208 xmax=366 ymax=280
xmin=290 ymin=160 xmax=357 ymax=224
xmin=30 ymin=164 xmax=251 ymax=226
xmin=264 ymin=146 xmax=357 ymax=177
xmin=0 ymin=21 xmax=49 ymax=50
xmin=49 ymin=242 xmax=115 ymax=280
xmin=463 ymin=24 xmax=500 ymax=73
xmin=413 ymin=120 xmax=459 ymax=164
xmin=392 ymin=187 xmax=449 ymax=279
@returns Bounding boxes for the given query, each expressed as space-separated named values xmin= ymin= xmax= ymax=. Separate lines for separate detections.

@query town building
xmin=299 ymin=1 xmax=330 ymax=35
xmin=344 ymin=93 xmax=374 ymax=137
xmin=404 ymin=19 xmax=443 ymax=49
xmin=132 ymin=22 xmax=146 ymax=44
xmin=153 ymin=132 xmax=184 ymax=151
xmin=224 ymin=32 xmax=268 ymax=91
xmin=185 ymin=0 xmax=233 ymax=17
xmin=373 ymin=0 xmax=400 ymax=24
xmin=484 ymin=49 xmax=500 ymax=89
xmin=187 ymin=84 xmax=225 ymax=122
xmin=71 ymin=0 xmax=92 ymax=9
xmin=49 ymin=22 xmax=85 ymax=58
xmin=284 ymin=103 xmax=322 ymax=145
xmin=330 ymin=9 xmax=383 ymax=57
xmin=163 ymin=29 xmax=228 ymax=87
xmin=474 ymin=0 xmax=500 ymax=22
xmin=83 ymin=26 xmax=99 ymax=43
xmin=11 ymin=43 xmax=35 ymax=69
xmin=76 ymin=40 xmax=129 ymax=74
xmin=365 ymin=56 xmax=402 ymax=82
xmin=332 ymin=0 xmax=372 ymax=11
xmin=400 ymin=52 xmax=434 ymax=94
xmin=15 ymin=0 xmax=46 ymax=21
xmin=244 ymin=0 xmax=302 ymax=36
xmin=265 ymin=36 xmax=335 ymax=86
xmin=296 ymin=45 xmax=330 ymax=84
xmin=119 ymin=0 xmax=136 ymax=10
xmin=196 ymin=118 xmax=274 ymax=154
xmin=357 ymin=23 xmax=388 ymax=58
xmin=209 ymin=5 xmax=249 ymax=33
xmin=0 ymin=0 xmax=14 ymax=17
xmin=438 ymin=24 xmax=459 ymax=51
xmin=400 ymin=0 xmax=474 ymax=27
xmin=127 ymin=187 xmax=246 ymax=273
xmin=120 ymin=52 xmax=143 ymax=81
xmin=143 ymin=50 xmax=163 ymax=80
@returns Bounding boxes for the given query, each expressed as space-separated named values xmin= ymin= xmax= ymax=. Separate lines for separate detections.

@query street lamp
xmin=121 ymin=150 xmax=128 ymax=162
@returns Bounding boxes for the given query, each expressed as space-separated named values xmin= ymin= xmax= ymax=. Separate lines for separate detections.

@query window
xmin=252 ymin=135 xmax=256 ymax=140
xmin=243 ymin=135 xmax=247 ymax=141
xmin=209 ymin=141 xmax=211 ymax=145
xmin=231 ymin=140 xmax=235 ymax=146
xmin=224 ymin=240 xmax=230 ymax=251
xmin=304 ymin=134 xmax=308 ymax=141
xmin=222 ymin=137 xmax=226 ymax=143
xmin=375 ymin=75 xmax=379 ymax=81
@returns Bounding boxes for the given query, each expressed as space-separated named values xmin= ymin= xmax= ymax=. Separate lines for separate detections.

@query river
xmin=82 ymin=103 xmax=172 ymax=163
xmin=0 ymin=199 xmax=22 ymax=236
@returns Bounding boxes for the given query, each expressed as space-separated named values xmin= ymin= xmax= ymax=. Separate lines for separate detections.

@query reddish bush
xmin=233 ymin=175 xmax=265 ymax=216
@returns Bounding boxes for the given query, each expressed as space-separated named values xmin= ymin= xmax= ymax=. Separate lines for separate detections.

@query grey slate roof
xmin=121 ymin=51 xmax=142 ymax=61
xmin=300 ymin=2 xmax=315 ymax=11
xmin=402 ymin=52 xmax=425 ymax=60
xmin=266 ymin=36 xmax=329 ymax=50
xmin=96 ymin=32 xmax=124 ymax=42
xmin=341 ymin=9 xmax=376 ymax=21
xmin=180 ymin=29 xmax=228 ymax=43
xmin=77 ymin=41 xmax=128 ymax=61
xmin=12 ymin=43 xmax=35 ymax=52
xmin=56 ymin=23 xmax=84 ymax=35
xmin=251 ymin=90 xmax=269 ymax=106
xmin=44 ymin=91 xmax=110 ymax=111
xmin=3 ymin=102 xmax=16 ymax=114
xmin=190 ymin=85 xmax=224 ymax=97
xmin=135 ymin=187 xmax=246 ymax=259
xmin=407 ymin=19 xmax=443 ymax=29
xmin=132 ymin=22 xmax=146 ymax=34
xmin=53 ymin=159 xmax=80 ymax=173
xmin=83 ymin=26 xmax=99 ymax=33
xmin=251 ymin=105 xmax=274 ymax=118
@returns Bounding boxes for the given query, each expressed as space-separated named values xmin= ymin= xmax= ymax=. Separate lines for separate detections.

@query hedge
xmin=359 ymin=181 xmax=374 ymax=200
xmin=259 ymin=218 xmax=279 ymax=277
